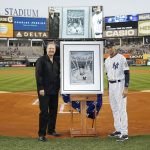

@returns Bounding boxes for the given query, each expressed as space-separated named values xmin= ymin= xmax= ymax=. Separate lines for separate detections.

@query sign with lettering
xmin=4 ymin=8 xmax=38 ymax=17
xmin=139 ymin=13 xmax=150 ymax=20
xmin=0 ymin=23 xmax=13 ymax=37
xmin=0 ymin=16 xmax=13 ymax=23
xmin=105 ymin=15 xmax=138 ymax=23
xmin=138 ymin=20 xmax=150 ymax=36
xmin=103 ymin=29 xmax=137 ymax=37
xmin=13 ymin=17 xmax=46 ymax=31
xmin=14 ymin=31 xmax=48 ymax=38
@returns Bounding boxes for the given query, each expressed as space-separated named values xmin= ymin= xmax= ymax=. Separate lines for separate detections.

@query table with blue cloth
xmin=62 ymin=94 xmax=103 ymax=119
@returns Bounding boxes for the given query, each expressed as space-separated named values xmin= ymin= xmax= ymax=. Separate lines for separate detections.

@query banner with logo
xmin=0 ymin=23 xmax=13 ymax=37
xmin=139 ymin=13 xmax=150 ymax=21
xmin=103 ymin=29 xmax=137 ymax=37
xmin=0 ymin=16 xmax=13 ymax=23
xmin=138 ymin=20 xmax=150 ymax=36
xmin=14 ymin=31 xmax=48 ymax=38
xmin=105 ymin=15 xmax=138 ymax=23
xmin=13 ymin=17 xmax=47 ymax=31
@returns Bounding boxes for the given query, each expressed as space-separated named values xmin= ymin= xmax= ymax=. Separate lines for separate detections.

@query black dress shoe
xmin=38 ymin=136 xmax=47 ymax=142
xmin=48 ymin=131 xmax=61 ymax=137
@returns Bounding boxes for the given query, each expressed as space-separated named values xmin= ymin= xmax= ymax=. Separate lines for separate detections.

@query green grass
xmin=104 ymin=66 xmax=150 ymax=91
xmin=0 ymin=67 xmax=36 ymax=92
xmin=0 ymin=66 xmax=149 ymax=92
xmin=130 ymin=66 xmax=150 ymax=70
xmin=0 ymin=135 xmax=149 ymax=150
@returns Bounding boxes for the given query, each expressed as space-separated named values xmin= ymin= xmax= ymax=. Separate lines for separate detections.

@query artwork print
xmin=70 ymin=51 xmax=94 ymax=84
xmin=66 ymin=10 xmax=84 ymax=35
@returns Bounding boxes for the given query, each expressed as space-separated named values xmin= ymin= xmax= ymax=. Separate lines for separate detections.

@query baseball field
xmin=0 ymin=66 xmax=150 ymax=150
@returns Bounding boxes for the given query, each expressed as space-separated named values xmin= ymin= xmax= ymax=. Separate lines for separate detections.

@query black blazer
xmin=35 ymin=55 xmax=60 ymax=95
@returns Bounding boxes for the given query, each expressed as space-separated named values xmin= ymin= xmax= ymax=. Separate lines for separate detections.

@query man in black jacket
xmin=35 ymin=42 xmax=60 ymax=142
xmin=49 ymin=7 xmax=59 ymax=39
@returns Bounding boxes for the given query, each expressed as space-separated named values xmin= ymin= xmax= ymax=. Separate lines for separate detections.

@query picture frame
xmin=62 ymin=7 xmax=90 ymax=38
xmin=48 ymin=6 xmax=62 ymax=39
xmin=91 ymin=6 xmax=103 ymax=38
xmin=60 ymin=41 xmax=104 ymax=94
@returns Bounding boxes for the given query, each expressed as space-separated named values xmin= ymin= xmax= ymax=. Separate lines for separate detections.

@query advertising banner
xmin=13 ymin=17 xmax=47 ymax=31
xmin=0 ymin=23 xmax=13 ymax=37
xmin=105 ymin=15 xmax=138 ymax=23
xmin=0 ymin=16 xmax=13 ymax=23
xmin=139 ymin=13 xmax=150 ymax=20
xmin=14 ymin=31 xmax=48 ymax=38
xmin=103 ymin=29 xmax=137 ymax=37
xmin=143 ymin=54 xmax=150 ymax=60
xmin=138 ymin=20 xmax=150 ymax=36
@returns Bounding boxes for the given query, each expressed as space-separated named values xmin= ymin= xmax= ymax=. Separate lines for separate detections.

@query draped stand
xmin=70 ymin=94 xmax=97 ymax=137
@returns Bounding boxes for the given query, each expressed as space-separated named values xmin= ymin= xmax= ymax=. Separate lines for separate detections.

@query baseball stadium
xmin=0 ymin=2 xmax=150 ymax=150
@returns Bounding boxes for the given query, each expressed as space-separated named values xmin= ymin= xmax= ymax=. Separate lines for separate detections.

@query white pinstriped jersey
xmin=105 ymin=53 xmax=129 ymax=81
xmin=92 ymin=12 xmax=103 ymax=38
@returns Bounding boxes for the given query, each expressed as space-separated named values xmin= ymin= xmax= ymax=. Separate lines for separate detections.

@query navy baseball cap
xmin=105 ymin=40 xmax=115 ymax=48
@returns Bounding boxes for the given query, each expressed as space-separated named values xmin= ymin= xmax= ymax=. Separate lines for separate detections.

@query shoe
xmin=48 ymin=131 xmax=61 ymax=137
xmin=108 ymin=131 xmax=121 ymax=137
xmin=38 ymin=136 xmax=47 ymax=142
xmin=116 ymin=135 xmax=128 ymax=142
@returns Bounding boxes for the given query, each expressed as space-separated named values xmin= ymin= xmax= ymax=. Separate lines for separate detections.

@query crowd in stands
xmin=0 ymin=46 xmax=43 ymax=60
xmin=105 ymin=40 xmax=150 ymax=59
xmin=0 ymin=40 xmax=150 ymax=66
xmin=117 ymin=44 xmax=150 ymax=58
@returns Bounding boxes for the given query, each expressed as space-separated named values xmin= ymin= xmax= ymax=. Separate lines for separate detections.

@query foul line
xmin=32 ymin=99 xmax=39 ymax=105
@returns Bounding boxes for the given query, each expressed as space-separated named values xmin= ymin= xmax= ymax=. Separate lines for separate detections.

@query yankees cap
xmin=105 ymin=40 xmax=115 ymax=48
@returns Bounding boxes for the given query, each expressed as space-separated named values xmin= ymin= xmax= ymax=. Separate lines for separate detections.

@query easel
xmin=70 ymin=94 xmax=97 ymax=137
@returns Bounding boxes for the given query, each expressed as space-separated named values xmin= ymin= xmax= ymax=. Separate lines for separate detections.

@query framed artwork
xmin=91 ymin=6 xmax=103 ymax=38
xmin=62 ymin=7 xmax=90 ymax=38
xmin=48 ymin=7 xmax=62 ymax=38
xmin=60 ymin=41 xmax=104 ymax=94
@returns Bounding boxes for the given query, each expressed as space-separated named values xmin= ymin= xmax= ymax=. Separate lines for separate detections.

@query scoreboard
xmin=105 ymin=15 xmax=138 ymax=30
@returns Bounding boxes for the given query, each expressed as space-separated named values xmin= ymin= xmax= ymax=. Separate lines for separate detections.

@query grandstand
xmin=0 ymin=46 xmax=43 ymax=66
xmin=0 ymin=11 xmax=150 ymax=66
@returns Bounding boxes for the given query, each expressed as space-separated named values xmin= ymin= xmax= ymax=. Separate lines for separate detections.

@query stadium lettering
xmin=15 ymin=31 xmax=48 ymax=38
xmin=5 ymin=8 xmax=38 ymax=17
xmin=106 ymin=30 xmax=135 ymax=37
xmin=23 ymin=32 xmax=47 ymax=38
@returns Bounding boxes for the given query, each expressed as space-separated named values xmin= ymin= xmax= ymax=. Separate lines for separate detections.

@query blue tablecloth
xmin=62 ymin=94 xmax=103 ymax=119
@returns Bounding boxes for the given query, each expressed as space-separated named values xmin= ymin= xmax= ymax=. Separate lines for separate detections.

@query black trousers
xmin=38 ymin=94 xmax=58 ymax=136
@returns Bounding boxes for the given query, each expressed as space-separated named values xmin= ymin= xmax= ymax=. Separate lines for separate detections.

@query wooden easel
xmin=70 ymin=94 xmax=97 ymax=137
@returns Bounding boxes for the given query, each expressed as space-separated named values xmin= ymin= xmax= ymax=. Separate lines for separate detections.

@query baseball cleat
xmin=108 ymin=131 xmax=121 ymax=137
xmin=116 ymin=135 xmax=128 ymax=142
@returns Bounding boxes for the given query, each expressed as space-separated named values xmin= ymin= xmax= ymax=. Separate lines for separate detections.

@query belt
xmin=109 ymin=80 xmax=121 ymax=83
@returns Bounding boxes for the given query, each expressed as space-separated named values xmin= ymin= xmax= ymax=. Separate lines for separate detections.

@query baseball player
xmin=92 ymin=6 xmax=103 ymax=38
xmin=104 ymin=41 xmax=130 ymax=142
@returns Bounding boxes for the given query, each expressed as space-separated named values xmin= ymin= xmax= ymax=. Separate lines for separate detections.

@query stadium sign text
xmin=4 ymin=8 xmax=38 ymax=17
xmin=14 ymin=31 xmax=48 ymax=38
xmin=103 ymin=29 xmax=137 ymax=37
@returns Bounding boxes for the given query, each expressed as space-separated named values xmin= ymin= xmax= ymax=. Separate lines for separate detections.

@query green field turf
xmin=0 ymin=66 xmax=149 ymax=92
xmin=0 ymin=135 xmax=149 ymax=150
xmin=0 ymin=67 xmax=36 ymax=92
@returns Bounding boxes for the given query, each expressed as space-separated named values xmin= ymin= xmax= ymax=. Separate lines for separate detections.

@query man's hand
xmin=122 ymin=87 xmax=128 ymax=98
xmin=39 ymin=90 xmax=45 ymax=96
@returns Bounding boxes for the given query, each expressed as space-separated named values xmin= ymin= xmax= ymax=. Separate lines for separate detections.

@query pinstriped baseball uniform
xmin=105 ymin=53 xmax=129 ymax=135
